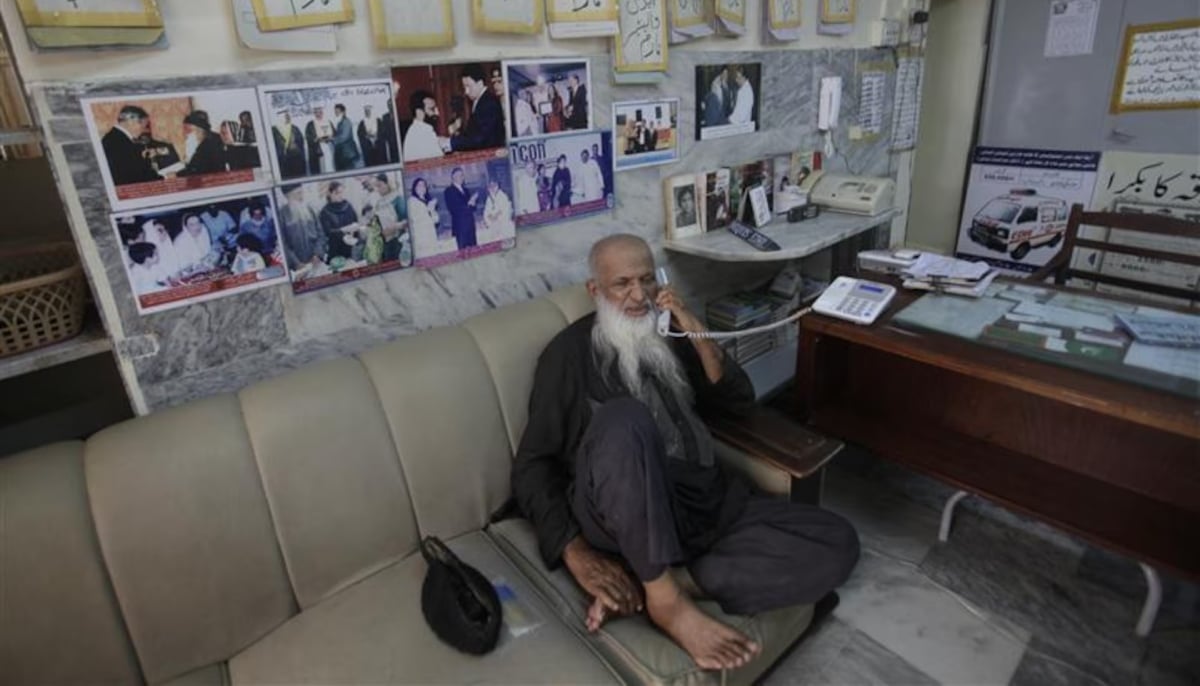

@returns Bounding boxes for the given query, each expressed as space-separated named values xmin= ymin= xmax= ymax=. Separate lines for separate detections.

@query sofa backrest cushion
xmin=359 ymin=325 xmax=512 ymax=540
xmin=85 ymin=395 xmax=298 ymax=684
xmin=239 ymin=356 xmax=420 ymax=610
xmin=462 ymin=298 xmax=568 ymax=454
xmin=0 ymin=442 xmax=143 ymax=684
xmin=546 ymin=283 xmax=595 ymax=324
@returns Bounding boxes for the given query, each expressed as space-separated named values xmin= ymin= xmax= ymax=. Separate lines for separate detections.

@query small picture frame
xmin=749 ymin=185 xmax=773 ymax=228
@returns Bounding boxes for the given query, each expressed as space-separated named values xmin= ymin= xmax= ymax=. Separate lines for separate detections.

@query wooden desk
xmin=795 ymin=288 xmax=1200 ymax=582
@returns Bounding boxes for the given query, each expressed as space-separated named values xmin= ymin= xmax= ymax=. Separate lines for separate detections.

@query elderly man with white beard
xmin=512 ymin=234 xmax=860 ymax=672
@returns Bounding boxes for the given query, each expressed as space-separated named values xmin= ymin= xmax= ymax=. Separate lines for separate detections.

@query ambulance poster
xmin=955 ymin=147 xmax=1100 ymax=274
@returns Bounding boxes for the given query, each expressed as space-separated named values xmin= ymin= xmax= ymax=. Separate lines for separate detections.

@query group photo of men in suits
xmin=265 ymin=83 xmax=401 ymax=182
xmin=503 ymin=58 xmax=591 ymax=141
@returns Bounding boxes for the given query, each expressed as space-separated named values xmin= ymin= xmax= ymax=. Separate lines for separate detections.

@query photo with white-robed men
xmin=696 ymin=62 xmax=762 ymax=140
xmin=260 ymin=80 xmax=401 ymax=182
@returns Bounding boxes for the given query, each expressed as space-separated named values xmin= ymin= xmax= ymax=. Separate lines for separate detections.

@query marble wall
xmin=36 ymin=48 xmax=899 ymax=412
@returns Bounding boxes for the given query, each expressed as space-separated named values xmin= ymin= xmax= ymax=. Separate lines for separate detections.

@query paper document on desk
xmin=1010 ymin=301 xmax=1117 ymax=332
xmin=893 ymin=292 xmax=1016 ymax=339
xmin=1124 ymin=343 xmax=1200 ymax=383
xmin=903 ymin=270 xmax=998 ymax=298
xmin=904 ymin=254 xmax=992 ymax=282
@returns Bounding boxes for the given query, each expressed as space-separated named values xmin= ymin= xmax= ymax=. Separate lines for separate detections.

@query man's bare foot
xmin=644 ymin=573 xmax=760 ymax=670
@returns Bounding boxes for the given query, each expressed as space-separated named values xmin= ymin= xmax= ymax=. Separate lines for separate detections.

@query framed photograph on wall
xmin=613 ymin=98 xmax=679 ymax=171
xmin=695 ymin=63 xmax=762 ymax=140
xmin=405 ymin=156 xmax=516 ymax=268
xmin=275 ymin=170 xmax=413 ymax=295
xmin=504 ymin=58 xmax=593 ymax=141
xmin=110 ymin=191 xmax=288 ymax=315
xmin=82 ymin=88 xmax=272 ymax=212
xmin=509 ymin=130 xmax=614 ymax=229
xmin=393 ymin=61 xmax=509 ymax=167
xmin=258 ymin=79 xmax=402 ymax=183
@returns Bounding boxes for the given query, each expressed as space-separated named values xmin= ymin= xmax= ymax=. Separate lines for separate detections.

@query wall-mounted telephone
xmin=812 ymin=277 xmax=897 ymax=326
xmin=818 ymin=77 xmax=842 ymax=131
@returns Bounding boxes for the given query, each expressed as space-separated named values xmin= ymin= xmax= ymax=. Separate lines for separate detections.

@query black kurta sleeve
xmin=674 ymin=339 xmax=756 ymax=418
xmin=512 ymin=337 xmax=583 ymax=569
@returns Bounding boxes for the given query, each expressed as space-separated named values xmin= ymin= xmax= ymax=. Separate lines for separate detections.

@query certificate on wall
xmin=369 ymin=0 xmax=455 ymax=48
xmin=1110 ymin=19 xmax=1200 ymax=113
xmin=547 ymin=0 xmax=618 ymax=38
xmin=766 ymin=0 xmax=802 ymax=41
xmin=819 ymin=0 xmax=855 ymax=23
xmin=668 ymin=0 xmax=712 ymax=42
xmin=251 ymin=0 xmax=354 ymax=32
xmin=472 ymin=0 xmax=544 ymax=34
xmin=714 ymin=0 xmax=746 ymax=35
xmin=16 ymin=0 xmax=162 ymax=27
xmin=614 ymin=0 xmax=668 ymax=76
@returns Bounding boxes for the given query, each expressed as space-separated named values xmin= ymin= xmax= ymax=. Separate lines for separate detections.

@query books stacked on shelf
xmin=706 ymin=291 xmax=780 ymax=364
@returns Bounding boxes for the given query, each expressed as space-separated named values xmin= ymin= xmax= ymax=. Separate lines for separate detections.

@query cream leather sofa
xmin=0 ymin=285 xmax=817 ymax=686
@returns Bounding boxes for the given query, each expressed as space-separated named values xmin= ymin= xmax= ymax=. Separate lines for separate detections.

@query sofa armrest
xmin=708 ymin=406 xmax=844 ymax=499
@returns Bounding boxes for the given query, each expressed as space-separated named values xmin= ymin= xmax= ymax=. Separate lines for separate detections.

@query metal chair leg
xmin=1136 ymin=563 xmax=1162 ymax=638
xmin=939 ymin=490 xmax=970 ymax=543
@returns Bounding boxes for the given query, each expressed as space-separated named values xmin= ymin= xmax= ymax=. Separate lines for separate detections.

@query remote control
xmin=728 ymin=222 xmax=782 ymax=251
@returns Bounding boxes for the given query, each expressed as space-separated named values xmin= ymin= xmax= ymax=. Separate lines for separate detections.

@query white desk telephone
xmin=812 ymin=277 xmax=896 ymax=325
xmin=655 ymin=270 xmax=895 ymax=337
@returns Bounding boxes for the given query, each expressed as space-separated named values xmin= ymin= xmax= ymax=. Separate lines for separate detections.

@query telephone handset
xmin=656 ymin=268 xmax=673 ymax=336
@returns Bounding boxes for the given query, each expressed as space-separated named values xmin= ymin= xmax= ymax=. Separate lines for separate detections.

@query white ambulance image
xmin=968 ymin=189 xmax=1069 ymax=261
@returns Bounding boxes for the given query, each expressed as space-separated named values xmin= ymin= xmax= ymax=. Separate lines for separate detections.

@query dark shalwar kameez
xmin=512 ymin=314 xmax=859 ymax=616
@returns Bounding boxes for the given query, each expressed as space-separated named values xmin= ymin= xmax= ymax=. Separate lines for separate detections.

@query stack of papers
xmin=902 ymin=254 xmax=997 ymax=298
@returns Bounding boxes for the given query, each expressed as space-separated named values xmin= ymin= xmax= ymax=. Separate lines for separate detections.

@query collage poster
xmin=259 ymin=80 xmax=401 ymax=183
xmin=111 ymin=192 xmax=288 ymax=315
xmin=511 ymin=130 xmax=615 ymax=229
xmin=275 ymin=170 xmax=413 ymax=294
xmin=394 ymin=61 xmax=516 ymax=267
xmin=83 ymin=88 xmax=272 ymax=212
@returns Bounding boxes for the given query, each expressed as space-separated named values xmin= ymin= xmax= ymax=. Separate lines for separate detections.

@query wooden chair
xmin=1031 ymin=203 xmax=1200 ymax=306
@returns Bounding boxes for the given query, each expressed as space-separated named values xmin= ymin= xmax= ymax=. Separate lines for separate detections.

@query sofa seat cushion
xmin=228 ymin=530 xmax=620 ymax=685
xmin=489 ymin=519 xmax=815 ymax=686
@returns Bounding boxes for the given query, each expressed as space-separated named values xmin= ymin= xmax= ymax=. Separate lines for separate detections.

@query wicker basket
xmin=0 ymin=242 xmax=87 ymax=358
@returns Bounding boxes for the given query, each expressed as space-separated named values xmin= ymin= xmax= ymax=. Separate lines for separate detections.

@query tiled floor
xmin=765 ymin=457 xmax=1200 ymax=686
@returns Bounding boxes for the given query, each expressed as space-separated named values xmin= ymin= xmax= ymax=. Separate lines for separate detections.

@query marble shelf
xmin=664 ymin=209 xmax=898 ymax=262
xmin=0 ymin=324 xmax=111 ymax=382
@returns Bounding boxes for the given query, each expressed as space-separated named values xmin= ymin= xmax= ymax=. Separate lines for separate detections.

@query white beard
xmin=592 ymin=296 xmax=692 ymax=405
